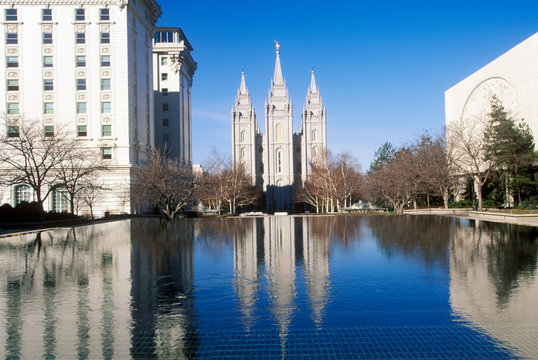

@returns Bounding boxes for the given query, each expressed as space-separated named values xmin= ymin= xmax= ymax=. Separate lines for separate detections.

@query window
xmin=313 ymin=147 xmax=318 ymax=157
xmin=312 ymin=130 xmax=317 ymax=141
xmin=162 ymin=88 xmax=168 ymax=96
xmin=7 ymin=56 xmax=18 ymax=68
xmin=7 ymin=125 xmax=19 ymax=137
xmin=101 ymin=147 xmax=112 ymax=160
xmin=43 ymin=56 xmax=53 ymax=67
xmin=100 ymin=8 xmax=110 ymax=21
xmin=75 ymin=9 xmax=85 ymax=21
xmin=7 ymin=79 xmax=19 ymax=91
xmin=76 ymin=79 xmax=86 ymax=91
xmin=42 ymin=32 xmax=53 ymax=44
xmin=77 ymin=125 xmax=87 ymax=137
xmin=101 ymin=102 xmax=111 ymax=113
xmin=163 ymin=118 xmax=169 ymax=127
xmin=44 ymin=102 xmax=54 ymax=114
xmin=161 ymin=73 xmax=168 ymax=81
xmin=161 ymin=57 xmax=167 ymax=65
xmin=7 ymin=103 xmax=19 ymax=115
xmin=15 ymin=185 xmax=32 ymax=205
xmin=101 ymin=55 xmax=110 ymax=67
xmin=155 ymin=31 xmax=174 ymax=43
xmin=52 ymin=186 xmax=68 ymax=213
xmin=241 ymin=131 xmax=246 ymax=142
xmin=275 ymin=123 xmax=282 ymax=142
xmin=43 ymin=79 xmax=53 ymax=91
xmin=76 ymin=102 xmax=86 ymax=114
xmin=101 ymin=78 xmax=111 ymax=90
xmin=44 ymin=126 xmax=54 ymax=137
xmin=162 ymin=103 xmax=168 ymax=111
xmin=6 ymin=33 xmax=18 ymax=45
xmin=163 ymin=134 xmax=169 ymax=143
xmin=241 ymin=147 xmax=246 ymax=159
xmin=100 ymin=32 xmax=110 ymax=44
xmin=42 ymin=9 xmax=52 ymax=21
xmin=76 ymin=55 xmax=86 ymax=67
xmin=101 ymin=124 xmax=111 ymax=137
xmin=5 ymin=9 xmax=17 ymax=22
xmin=276 ymin=149 xmax=283 ymax=173
xmin=76 ymin=33 xmax=85 ymax=44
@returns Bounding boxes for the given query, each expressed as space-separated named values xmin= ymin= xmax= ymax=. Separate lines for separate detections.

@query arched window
xmin=241 ymin=147 xmax=246 ymax=159
xmin=240 ymin=130 xmax=246 ymax=143
xmin=15 ymin=185 xmax=32 ymax=205
xmin=313 ymin=146 xmax=318 ymax=157
xmin=312 ymin=129 xmax=317 ymax=141
xmin=52 ymin=186 xmax=68 ymax=213
xmin=276 ymin=149 xmax=283 ymax=173
xmin=241 ymin=163 xmax=247 ymax=173
xmin=275 ymin=123 xmax=282 ymax=142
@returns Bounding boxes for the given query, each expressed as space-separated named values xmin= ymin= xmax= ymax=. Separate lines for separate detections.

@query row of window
xmin=5 ymin=102 xmax=112 ymax=115
xmin=6 ymin=78 xmax=111 ymax=92
xmin=4 ymin=55 xmax=111 ymax=68
xmin=6 ymin=31 xmax=111 ymax=45
xmin=13 ymin=184 xmax=68 ymax=212
xmin=5 ymin=8 xmax=110 ymax=22
xmin=6 ymin=124 xmax=112 ymax=138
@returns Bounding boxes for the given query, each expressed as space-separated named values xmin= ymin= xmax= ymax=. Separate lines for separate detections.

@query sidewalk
xmin=404 ymin=208 xmax=538 ymax=227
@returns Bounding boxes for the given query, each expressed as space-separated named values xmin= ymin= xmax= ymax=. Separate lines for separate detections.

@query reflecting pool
xmin=1 ymin=215 xmax=537 ymax=359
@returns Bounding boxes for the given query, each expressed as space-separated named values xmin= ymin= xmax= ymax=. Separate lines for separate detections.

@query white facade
xmin=232 ymin=46 xmax=327 ymax=211
xmin=153 ymin=27 xmax=196 ymax=164
xmin=0 ymin=1 xmax=198 ymax=216
xmin=445 ymin=32 xmax=538 ymax=140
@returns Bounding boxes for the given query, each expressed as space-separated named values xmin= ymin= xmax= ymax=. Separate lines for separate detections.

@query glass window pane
xmin=76 ymin=79 xmax=86 ymax=91
xmin=100 ymin=32 xmax=110 ymax=44
xmin=53 ymin=186 xmax=68 ymax=212
xmin=100 ymin=9 xmax=110 ymax=21
xmin=7 ymin=103 xmax=19 ymax=114
xmin=44 ymin=102 xmax=54 ymax=114
xmin=7 ymin=125 xmax=19 ymax=137
xmin=101 ymin=125 xmax=111 ymax=137
xmin=7 ymin=79 xmax=19 ymax=91
xmin=43 ymin=56 xmax=53 ymax=67
xmin=76 ymin=33 xmax=85 ymax=44
xmin=42 ymin=9 xmax=52 ymax=21
xmin=77 ymin=125 xmax=87 ymax=137
xmin=101 ymin=55 xmax=110 ymax=67
xmin=101 ymin=78 xmax=111 ymax=90
xmin=43 ymin=79 xmax=53 ymax=91
xmin=76 ymin=102 xmax=86 ymax=114
xmin=101 ymin=102 xmax=111 ymax=113
xmin=5 ymin=9 xmax=17 ymax=22
xmin=6 ymin=33 xmax=18 ymax=44
xmin=161 ymin=57 xmax=167 ymax=65
xmin=7 ymin=56 xmax=18 ymax=67
xmin=44 ymin=126 xmax=54 ymax=137
xmin=101 ymin=147 xmax=112 ymax=159
xmin=43 ymin=32 xmax=52 ymax=44
xmin=76 ymin=55 xmax=86 ymax=67
xmin=75 ymin=9 xmax=85 ymax=21
xmin=16 ymin=185 xmax=32 ymax=205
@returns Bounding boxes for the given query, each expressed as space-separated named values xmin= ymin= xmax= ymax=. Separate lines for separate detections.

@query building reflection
xmin=129 ymin=219 xmax=198 ymax=359
xmin=449 ymin=219 xmax=538 ymax=359
xmin=0 ymin=221 xmax=133 ymax=359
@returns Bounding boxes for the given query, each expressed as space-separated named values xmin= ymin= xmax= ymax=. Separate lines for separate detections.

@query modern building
xmin=231 ymin=43 xmax=327 ymax=211
xmin=153 ymin=27 xmax=196 ymax=164
xmin=0 ymin=1 xmax=195 ymax=216
xmin=445 ymin=32 xmax=538 ymax=144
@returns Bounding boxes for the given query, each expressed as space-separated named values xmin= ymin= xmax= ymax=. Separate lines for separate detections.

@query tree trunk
xmin=413 ymin=199 xmax=417 ymax=210
xmin=475 ymin=177 xmax=483 ymax=211
xmin=442 ymin=188 xmax=449 ymax=209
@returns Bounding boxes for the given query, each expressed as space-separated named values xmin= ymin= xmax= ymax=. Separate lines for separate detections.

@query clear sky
xmin=156 ymin=0 xmax=538 ymax=170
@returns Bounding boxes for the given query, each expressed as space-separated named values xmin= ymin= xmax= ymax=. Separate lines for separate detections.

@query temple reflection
xmin=449 ymin=219 xmax=538 ymax=359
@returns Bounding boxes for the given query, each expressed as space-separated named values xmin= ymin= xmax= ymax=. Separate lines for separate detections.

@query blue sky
xmin=156 ymin=0 xmax=538 ymax=169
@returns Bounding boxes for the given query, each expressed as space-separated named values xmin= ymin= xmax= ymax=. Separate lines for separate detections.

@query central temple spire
xmin=273 ymin=41 xmax=284 ymax=85
xmin=309 ymin=69 xmax=318 ymax=94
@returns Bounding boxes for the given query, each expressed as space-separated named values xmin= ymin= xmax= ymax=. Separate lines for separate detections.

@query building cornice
xmin=0 ymin=0 xmax=162 ymax=25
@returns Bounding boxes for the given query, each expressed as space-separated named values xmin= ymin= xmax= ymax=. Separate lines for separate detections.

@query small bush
xmin=449 ymin=199 xmax=472 ymax=208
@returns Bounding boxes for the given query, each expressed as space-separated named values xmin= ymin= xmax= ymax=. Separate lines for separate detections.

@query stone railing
xmin=403 ymin=208 xmax=470 ymax=215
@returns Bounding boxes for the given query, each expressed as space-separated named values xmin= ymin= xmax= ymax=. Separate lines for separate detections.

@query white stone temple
xmin=0 ymin=1 xmax=195 ymax=216
xmin=231 ymin=43 xmax=327 ymax=211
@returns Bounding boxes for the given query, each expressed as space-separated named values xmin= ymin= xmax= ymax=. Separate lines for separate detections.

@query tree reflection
xmin=129 ymin=219 xmax=199 ymax=359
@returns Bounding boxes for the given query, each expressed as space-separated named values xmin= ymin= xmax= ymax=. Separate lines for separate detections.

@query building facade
xmin=153 ymin=27 xmax=196 ymax=164
xmin=231 ymin=45 xmax=327 ymax=211
xmin=445 ymin=32 xmax=538 ymax=145
xmin=0 ymin=1 xmax=195 ymax=216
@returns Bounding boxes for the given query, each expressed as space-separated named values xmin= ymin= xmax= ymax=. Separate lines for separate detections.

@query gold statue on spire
xmin=274 ymin=40 xmax=280 ymax=53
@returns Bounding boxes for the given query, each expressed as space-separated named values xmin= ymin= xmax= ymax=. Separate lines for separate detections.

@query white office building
xmin=0 ymin=1 xmax=196 ymax=216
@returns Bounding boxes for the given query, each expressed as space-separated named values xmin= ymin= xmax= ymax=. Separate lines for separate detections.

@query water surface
xmin=1 ymin=215 xmax=537 ymax=359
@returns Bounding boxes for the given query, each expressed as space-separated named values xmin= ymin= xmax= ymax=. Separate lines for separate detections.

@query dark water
xmin=1 ymin=215 xmax=537 ymax=359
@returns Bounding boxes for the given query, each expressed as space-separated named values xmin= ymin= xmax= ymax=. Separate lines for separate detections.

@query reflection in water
xmin=449 ymin=219 xmax=538 ymax=359
xmin=0 ymin=215 xmax=537 ymax=358
xmin=130 ymin=219 xmax=198 ymax=359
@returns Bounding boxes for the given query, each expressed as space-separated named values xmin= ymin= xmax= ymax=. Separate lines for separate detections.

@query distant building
xmin=231 ymin=43 xmax=327 ymax=211
xmin=153 ymin=27 xmax=196 ymax=164
xmin=445 ymin=32 xmax=538 ymax=142
xmin=0 ymin=1 xmax=195 ymax=216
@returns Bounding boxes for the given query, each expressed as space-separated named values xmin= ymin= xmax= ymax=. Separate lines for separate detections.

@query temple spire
xmin=309 ymin=68 xmax=317 ymax=94
xmin=273 ymin=41 xmax=284 ymax=85
xmin=240 ymin=70 xmax=248 ymax=94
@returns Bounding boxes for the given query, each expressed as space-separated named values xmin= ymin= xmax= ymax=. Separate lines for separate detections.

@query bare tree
xmin=446 ymin=115 xmax=494 ymax=210
xmin=332 ymin=152 xmax=363 ymax=210
xmin=132 ymin=149 xmax=194 ymax=221
xmin=0 ymin=116 xmax=78 ymax=211
xmin=195 ymin=151 xmax=230 ymax=215
xmin=56 ymin=146 xmax=108 ymax=214
xmin=224 ymin=166 xmax=261 ymax=215
xmin=78 ymin=177 xmax=109 ymax=220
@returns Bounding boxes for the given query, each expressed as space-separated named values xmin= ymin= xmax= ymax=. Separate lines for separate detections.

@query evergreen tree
xmin=369 ymin=142 xmax=397 ymax=173
xmin=484 ymin=97 xmax=537 ymax=207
